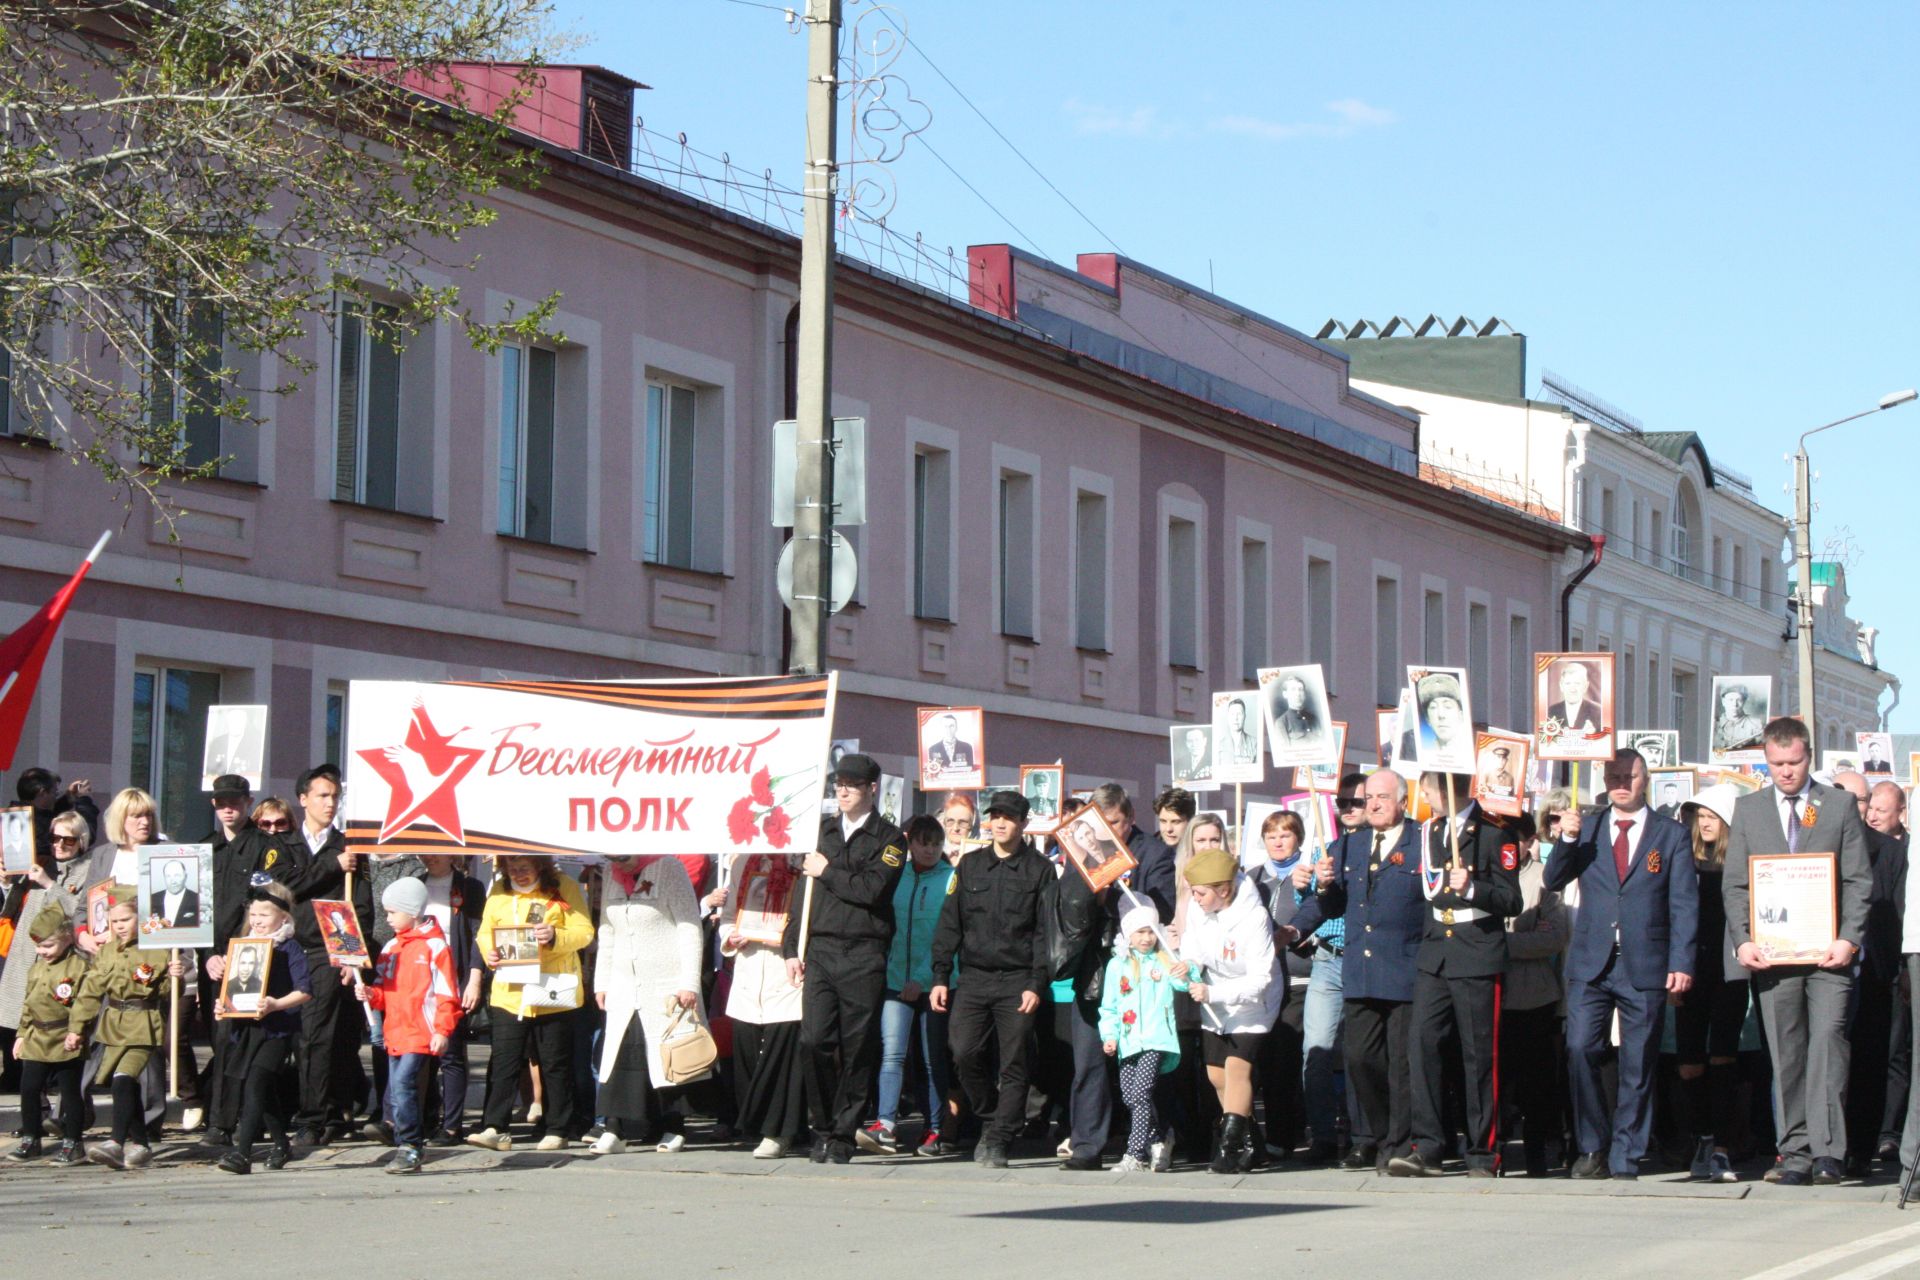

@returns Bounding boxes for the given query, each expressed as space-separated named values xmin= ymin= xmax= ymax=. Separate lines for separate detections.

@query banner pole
xmin=1445 ymin=773 xmax=1461 ymax=870
xmin=796 ymin=878 xmax=816 ymax=962
xmin=168 ymin=954 xmax=180 ymax=1099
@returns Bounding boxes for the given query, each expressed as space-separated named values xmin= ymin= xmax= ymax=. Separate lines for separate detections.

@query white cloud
xmin=1062 ymin=97 xmax=1176 ymax=139
xmin=1209 ymin=98 xmax=1396 ymax=142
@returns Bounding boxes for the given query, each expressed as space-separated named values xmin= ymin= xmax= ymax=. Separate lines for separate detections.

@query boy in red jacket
xmin=356 ymin=878 xmax=461 ymax=1174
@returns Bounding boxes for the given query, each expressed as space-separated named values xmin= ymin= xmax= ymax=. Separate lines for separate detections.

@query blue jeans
xmin=1303 ymin=951 xmax=1353 ymax=1144
xmin=389 ymin=1052 xmax=432 ymax=1148
xmin=877 ymin=995 xmax=950 ymax=1133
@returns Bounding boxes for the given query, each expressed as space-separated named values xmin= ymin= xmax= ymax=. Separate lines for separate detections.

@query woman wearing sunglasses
xmin=0 ymin=810 xmax=99 ymax=1063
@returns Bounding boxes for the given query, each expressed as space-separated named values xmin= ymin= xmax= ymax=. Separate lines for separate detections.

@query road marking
xmin=1742 ymin=1220 xmax=1920 ymax=1280
xmin=1825 ymin=1242 xmax=1920 ymax=1280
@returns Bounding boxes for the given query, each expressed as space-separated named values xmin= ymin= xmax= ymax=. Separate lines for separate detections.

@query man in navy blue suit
xmin=1545 ymin=747 xmax=1699 ymax=1179
xmin=1289 ymin=770 xmax=1427 ymax=1173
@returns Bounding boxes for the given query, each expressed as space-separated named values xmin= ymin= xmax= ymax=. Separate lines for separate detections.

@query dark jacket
xmin=1124 ymin=827 xmax=1178 ymax=923
xmin=930 ymin=839 xmax=1052 ymax=993
xmin=1415 ymin=804 xmax=1523 ymax=979
xmin=1546 ymin=806 xmax=1699 ymax=990
xmin=782 ymin=809 xmax=906 ymax=957
xmin=285 ymin=825 xmax=375 ymax=955
xmin=1292 ymin=822 xmax=1426 ymax=1002
xmin=1865 ymin=829 xmax=1909 ymax=984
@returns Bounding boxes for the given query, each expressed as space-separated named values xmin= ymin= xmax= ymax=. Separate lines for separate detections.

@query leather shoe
xmin=1340 ymin=1143 xmax=1378 ymax=1171
xmin=1776 ymin=1168 xmax=1811 ymax=1186
xmin=1062 ymin=1154 xmax=1101 ymax=1171
xmin=1386 ymin=1151 xmax=1434 ymax=1177
xmin=825 ymin=1139 xmax=854 ymax=1165
xmin=1570 ymin=1152 xmax=1611 ymax=1180
xmin=809 ymin=1137 xmax=829 ymax=1164
xmin=1812 ymin=1157 xmax=1844 ymax=1185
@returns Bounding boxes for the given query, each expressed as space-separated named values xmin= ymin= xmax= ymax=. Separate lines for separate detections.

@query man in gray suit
xmin=1722 ymin=716 xmax=1872 ymax=1185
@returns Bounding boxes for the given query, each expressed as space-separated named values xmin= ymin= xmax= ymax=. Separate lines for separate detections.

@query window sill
xmin=329 ymin=497 xmax=443 ymax=524
xmin=1002 ymin=632 xmax=1037 ymax=644
xmin=498 ymin=532 xmax=593 ymax=556
xmin=1169 ymin=663 xmax=1202 ymax=674
xmin=0 ymin=432 xmax=58 ymax=453
xmin=641 ymin=559 xmax=733 ymax=583
xmin=915 ymin=613 xmax=955 ymax=627
xmin=1076 ymin=645 xmax=1112 ymax=657
xmin=170 ymin=473 xmax=267 ymax=493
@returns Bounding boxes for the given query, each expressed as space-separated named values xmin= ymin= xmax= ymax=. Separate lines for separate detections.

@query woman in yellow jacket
xmin=465 ymin=856 xmax=594 ymax=1153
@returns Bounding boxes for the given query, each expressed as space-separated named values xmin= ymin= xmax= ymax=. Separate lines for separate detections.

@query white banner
xmin=342 ymin=674 xmax=837 ymax=859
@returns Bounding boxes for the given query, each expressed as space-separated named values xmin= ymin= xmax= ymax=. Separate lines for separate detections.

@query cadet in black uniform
xmin=1394 ymin=772 xmax=1522 ymax=1177
xmin=929 ymin=791 xmax=1053 ymax=1167
xmin=782 ymin=753 xmax=906 ymax=1163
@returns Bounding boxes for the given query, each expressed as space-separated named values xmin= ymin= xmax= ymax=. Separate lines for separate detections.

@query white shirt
xmin=841 ymin=810 xmax=871 ymax=843
xmin=423 ymin=871 xmax=455 ymax=935
xmin=1605 ymin=805 xmax=1649 ymax=870
xmin=161 ymin=888 xmax=186 ymax=920
xmin=304 ymin=822 xmax=330 ymax=857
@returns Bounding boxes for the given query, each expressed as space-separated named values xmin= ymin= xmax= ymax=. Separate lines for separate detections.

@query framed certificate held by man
xmin=1748 ymin=852 xmax=1838 ymax=965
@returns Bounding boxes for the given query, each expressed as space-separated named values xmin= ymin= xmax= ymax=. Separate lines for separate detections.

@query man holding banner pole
xmin=783 ymin=753 xmax=905 ymax=1164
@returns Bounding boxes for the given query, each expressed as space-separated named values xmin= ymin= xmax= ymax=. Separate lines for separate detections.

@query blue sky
xmin=560 ymin=0 xmax=1920 ymax=727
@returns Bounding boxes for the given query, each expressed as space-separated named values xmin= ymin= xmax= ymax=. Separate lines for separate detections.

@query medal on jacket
xmin=1646 ymin=850 xmax=1662 ymax=874
xmin=54 ymin=980 xmax=74 ymax=1005
xmin=134 ymin=963 xmax=156 ymax=984
xmin=1500 ymin=843 xmax=1518 ymax=872
xmin=1802 ymin=802 xmax=1819 ymax=828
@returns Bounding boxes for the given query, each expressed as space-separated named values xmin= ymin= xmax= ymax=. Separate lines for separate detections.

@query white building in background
xmin=1317 ymin=317 xmax=1898 ymax=759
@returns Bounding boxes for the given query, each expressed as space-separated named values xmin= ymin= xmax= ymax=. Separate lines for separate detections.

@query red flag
xmin=0 ymin=532 xmax=111 ymax=769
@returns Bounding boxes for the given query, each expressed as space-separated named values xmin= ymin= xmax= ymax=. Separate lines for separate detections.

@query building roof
xmin=1640 ymin=431 xmax=1717 ymax=486
xmin=1811 ymin=561 xmax=1844 ymax=587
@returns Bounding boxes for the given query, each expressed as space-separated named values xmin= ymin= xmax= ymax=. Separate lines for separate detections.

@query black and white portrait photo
xmin=1534 ymin=652 xmax=1615 ymax=762
xmin=1211 ymin=690 xmax=1264 ymax=784
xmin=1649 ymin=768 xmax=1696 ymax=815
xmin=136 ymin=845 xmax=214 ymax=949
xmin=201 ymin=703 xmax=268 ymax=791
xmin=1169 ymin=724 xmax=1218 ymax=790
xmin=0 ymin=806 xmax=33 ymax=874
xmin=1409 ymin=665 xmax=1476 ymax=773
xmin=1709 ymin=676 xmax=1770 ymax=764
xmin=219 ymin=936 xmax=273 ymax=1016
xmin=1020 ymin=765 xmax=1065 ymax=834
xmin=916 ymin=706 xmax=986 ymax=791
xmin=1857 ymin=732 xmax=1895 ymax=778
xmin=1259 ymin=663 xmax=1333 ymax=768
xmin=1617 ymin=730 xmax=1681 ymax=769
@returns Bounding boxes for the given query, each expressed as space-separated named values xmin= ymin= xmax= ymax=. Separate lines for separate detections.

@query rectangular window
xmin=1622 ymin=645 xmax=1638 ymax=725
xmin=1648 ymin=655 xmax=1661 ymax=734
xmin=132 ymin=666 xmax=223 ymax=840
xmin=1073 ymin=491 xmax=1106 ymax=650
xmin=1630 ymin=500 xmax=1642 ymax=561
xmin=1166 ymin=515 xmax=1197 ymax=667
xmin=998 ymin=471 xmax=1035 ymax=639
xmin=913 ymin=449 xmax=953 ymax=620
xmin=1600 ymin=488 xmax=1616 ymax=537
xmin=1673 ymin=669 xmax=1698 ymax=760
xmin=149 ymin=297 xmax=225 ymax=470
xmin=325 ymin=683 xmax=348 ymax=769
xmin=1423 ymin=590 xmax=1445 ymax=664
xmin=1733 ymin=544 xmax=1747 ymax=601
xmin=1761 ymin=556 xmax=1774 ymax=607
xmin=1468 ymin=602 xmax=1490 ymax=715
xmin=1307 ymin=556 xmax=1334 ymax=676
xmin=1650 ymin=510 xmax=1666 ymax=571
xmin=333 ymin=297 xmax=404 ymax=509
xmin=498 ymin=346 xmax=558 ymax=542
xmin=1375 ymin=577 xmax=1400 ymax=706
xmin=1239 ymin=538 xmax=1268 ymax=682
xmin=644 ymin=380 xmax=699 ymax=567
xmin=1507 ymin=615 xmax=1530 ymax=731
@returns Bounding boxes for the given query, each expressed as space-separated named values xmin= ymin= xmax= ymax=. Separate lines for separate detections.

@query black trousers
xmin=233 ymin=1042 xmax=295 ymax=1153
xmin=1498 ymin=1003 xmax=1559 ymax=1169
xmin=948 ymin=976 xmax=1036 ymax=1147
xmin=799 ymin=938 xmax=886 ymax=1142
xmin=482 ymin=1011 xmax=577 ymax=1136
xmin=1066 ymin=995 xmax=1114 ymax=1162
xmin=1344 ymin=997 xmax=1412 ymax=1161
xmin=1883 ymin=982 xmax=1912 ymax=1149
xmin=1411 ymin=970 xmax=1499 ymax=1161
xmin=18 ymin=1058 xmax=82 ymax=1142
xmin=1259 ymin=988 xmax=1307 ymax=1150
xmin=295 ymin=950 xmax=366 ymax=1130
xmin=1848 ymin=975 xmax=1896 ymax=1161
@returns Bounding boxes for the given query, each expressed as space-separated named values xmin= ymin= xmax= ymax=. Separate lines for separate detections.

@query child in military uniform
xmin=5 ymin=905 xmax=92 ymax=1164
xmin=68 ymin=886 xmax=180 ymax=1170
xmin=212 ymin=877 xmax=313 ymax=1175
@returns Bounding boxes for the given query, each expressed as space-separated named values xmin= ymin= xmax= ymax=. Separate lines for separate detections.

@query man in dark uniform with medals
xmin=783 ymin=753 xmax=906 ymax=1163
xmin=1393 ymin=772 xmax=1522 ymax=1176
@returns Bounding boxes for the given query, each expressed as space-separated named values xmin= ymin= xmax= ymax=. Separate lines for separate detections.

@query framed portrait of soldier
xmin=0 ymin=806 xmax=33 ymax=875
xmin=877 ymin=774 xmax=906 ymax=828
xmin=1407 ymin=666 xmax=1475 ymax=773
xmin=1857 ymin=732 xmax=1895 ymax=780
xmin=1258 ymin=664 xmax=1333 ymax=768
xmin=1211 ymin=690 xmax=1265 ymax=784
xmin=1053 ymin=804 xmax=1136 ymax=893
xmin=1708 ymin=676 xmax=1770 ymax=765
xmin=1388 ymin=686 xmax=1422 ymax=782
xmin=1470 ymin=731 xmax=1530 ymax=818
xmin=201 ymin=703 xmax=268 ymax=792
xmin=313 ymin=898 xmax=371 ymax=968
xmin=917 ymin=707 xmax=985 ymax=791
xmin=86 ymin=882 xmax=112 ymax=940
xmin=1617 ymin=729 xmax=1680 ymax=770
xmin=135 ymin=845 xmax=214 ymax=950
xmin=1748 ymin=852 xmax=1838 ymax=965
xmin=218 ymin=936 xmax=274 ymax=1019
xmin=491 ymin=924 xmax=542 ymax=985
xmin=1648 ymin=768 xmax=1696 ymax=815
xmin=1820 ymin=750 xmax=1860 ymax=777
xmin=1169 ymin=724 xmax=1220 ymax=791
xmin=1534 ymin=652 xmax=1615 ymax=762
xmin=1019 ymin=765 xmax=1066 ymax=835
xmin=1292 ymin=722 xmax=1349 ymax=789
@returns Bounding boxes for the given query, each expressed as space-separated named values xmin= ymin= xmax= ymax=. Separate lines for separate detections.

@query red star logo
xmin=356 ymin=698 xmax=483 ymax=843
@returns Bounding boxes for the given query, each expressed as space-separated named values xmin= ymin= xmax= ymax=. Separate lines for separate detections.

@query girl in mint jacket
xmin=1098 ymin=904 xmax=1189 ymax=1171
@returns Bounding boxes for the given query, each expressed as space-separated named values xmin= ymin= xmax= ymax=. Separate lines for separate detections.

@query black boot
xmin=1234 ymin=1114 xmax=1259 ymax=1173
xmin=1212 ymin=1115 xmax=1248 ymax=1174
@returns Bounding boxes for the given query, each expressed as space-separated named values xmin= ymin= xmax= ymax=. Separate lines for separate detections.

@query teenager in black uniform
xmin=782 ymin=753 xmax=906 ymax=1163
xmin=1392 ymin=771 xmax=1522 ymax=1177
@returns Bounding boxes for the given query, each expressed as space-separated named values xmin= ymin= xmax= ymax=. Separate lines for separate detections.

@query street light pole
xmin=1793 ymin=388 xmax=1917 ymax=743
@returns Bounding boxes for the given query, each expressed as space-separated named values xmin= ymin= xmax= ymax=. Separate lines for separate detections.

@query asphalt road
xmin=4 ymin=1136 xmax=1917 ymax=1280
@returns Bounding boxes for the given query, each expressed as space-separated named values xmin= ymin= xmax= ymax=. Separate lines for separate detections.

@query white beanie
xmin=1685 ymin=783 xmax=1741 ymax=828
xmin=1118 ymin=904 xmax=1159 ymax=939
xmin=382 ymin=877 xmax=429 ymax=919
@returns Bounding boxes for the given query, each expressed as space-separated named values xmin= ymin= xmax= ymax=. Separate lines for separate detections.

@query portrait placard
xmin=1019 ymin=765 xmax=1066 ymax=835
xmin=492 ymin=924 xmax=542 ymax=985
xmin=1617 ymin=730 xmax=1680 ymax=770
xmin=1169 ymin=723 xmax=1221 ymax=791
xmin=877 ymin=774 xmax=906 ymax=828
xmin=1857 ymin=732 xmax=1895 ymax=779
xmin=1470 ymin=731 xmax=1530 ymax=818
xmin=1407 ymin=666 xmax=1475 ymax=773
xmin=1709 ymin=676 xmax=1771 ymax=765
xmin=135 ymin=844 xmax=214 ymax=950
xmin=86 ymin=882 xmax=112 ymax=940
xmin=733 ymin=857 xmax=797 ymax=946
xmin=1910 ymin=752 xmax=1920 ymax=786
xmin=313 ymin=898 xmax=371 ymax=968
xmin=1258 ymin=664 xmax=1334 ymax=768
xmin=917 ymin=706 xmax=985 ymax=791
xmin=1648 ymin=768 xmax=1697 ymax=814
xmin=201 ymin=703 xmax=268 ymax=791
xmin=1210 ymin=690 xmax=1265 ymax=785
xmin=1389 ymin=686 xmax=1422 ymax=782
xmin=1281 ymin=791 xmax=1339 ymax=851
xmin=1374 ymin=709 xmax=1397 ymax=768
xmin=1820 ymin=750 xmax=1860 ymax=777
xmin=1052 ymin=803 xmax=1137 ymax=893
xmin=1748 ymin=852 xmax=1838 ymax=965
xmin=0 ymin=806 xmax=34 ymax=874
xmin=1291 ymin=722 xmax=1349 ymax=789
xmin=218 ymin=937 xmax=274 ymax=1018
xmin=1534 ymin=652 xmax=1615 ymax=762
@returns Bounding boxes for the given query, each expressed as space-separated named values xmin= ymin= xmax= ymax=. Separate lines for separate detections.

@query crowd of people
xmin=0 ymin=715 xmax=1914 ymax=1191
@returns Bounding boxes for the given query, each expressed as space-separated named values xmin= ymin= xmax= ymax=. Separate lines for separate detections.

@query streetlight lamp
xmin=1794 ymin=388 xmax=1917 ymax=743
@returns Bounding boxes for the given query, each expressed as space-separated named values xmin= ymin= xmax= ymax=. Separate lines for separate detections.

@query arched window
xmin=1672 ymin=478 xmax=1705 ymax=582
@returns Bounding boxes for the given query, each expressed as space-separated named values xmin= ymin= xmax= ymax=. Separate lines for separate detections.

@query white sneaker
xmin=464 ymin=1128 xmax=512 ymax=1152
xmin=123 ymin=1142 xmax=153 ymax=1169
xmin=534 ymin=1134 xmax=567 ymax=1152
xmin=589 ymin=1132 xmax=627 ymax=1155
xmin=655 ymin=1133 xmax=686 ymax=1154
xmin=1150 ymin=1140 xmax=1171 ymax=1173
xmin=753 ymin=1137 xmax=787 ymax=1159
xmin=1689 ymin=1137 xmax=1714 ymax=1180
xmin=1056 ymin=1137 xmax=1073 ymax=1159
xmin=181 ymin=1106 xmax=205 ymax=1132
xmin=527 ymin=1101 xmax=545 ymax=1125
xmin=1112 ymin=1154 xmax=1149 ymax=1173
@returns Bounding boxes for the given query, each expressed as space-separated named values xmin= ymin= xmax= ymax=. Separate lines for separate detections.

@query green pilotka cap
xmin=28 ymin=904 xmax=73 ymax=941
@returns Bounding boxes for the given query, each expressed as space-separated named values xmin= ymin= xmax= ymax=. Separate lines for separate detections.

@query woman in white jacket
xmin=1175 ymin=846 xmax=1282 ymax=1174
xmin=591 ymin=854 xmax=707 ymax=1155
xmin=717 ymin=853 xmax=809 ymax=1159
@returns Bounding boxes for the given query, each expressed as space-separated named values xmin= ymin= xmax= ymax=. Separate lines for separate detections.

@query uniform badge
xmin=881 ymin=845 xmax=904 ymax=869
xmin=945 ymin=876 xmax=957 ymax=895
xmin=134 ymin=964 xmax=156 ymax=984
xmin=1389 ymin=851 xmax=1405 ymax=866
xmin=1802 ymin=802 xmax=1819 ymax=828
xmin=1500 ymin=844 xmax=1518 ymax=871
xmin=54 ymin=981 xmax=74 ymax=1004
xmin=263 ymin=846 xmax=280 ymax=869
xmin=1149 ymin=967 xmax=1164 ymax=982
xmin=1646 ymin=851 xmax=1662 ymax=875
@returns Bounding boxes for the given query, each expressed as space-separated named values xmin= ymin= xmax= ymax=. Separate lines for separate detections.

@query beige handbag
xmin=658 ymin=998 xmax=718 ymax=1085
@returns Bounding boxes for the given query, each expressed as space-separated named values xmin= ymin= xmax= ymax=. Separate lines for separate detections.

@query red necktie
xmin=1614 ymin=819 xmax=1633 ymax=881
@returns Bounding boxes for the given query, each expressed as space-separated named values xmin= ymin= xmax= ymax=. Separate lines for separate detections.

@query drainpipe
xmin=1882 ymin=676 xmax=1901 ymax=732
xmin=1560 ymin=534 xmax=1605 ymax=651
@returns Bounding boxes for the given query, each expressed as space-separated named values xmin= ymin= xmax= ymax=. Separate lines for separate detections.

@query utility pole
xmin=1793 ymin=448 xmax=1816 ymax=743
xmin=789 ymin=0 xmax=840 ymax=676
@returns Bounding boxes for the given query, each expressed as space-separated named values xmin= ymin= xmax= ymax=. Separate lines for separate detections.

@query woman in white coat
xmin=591 ymin=854 xmax=707 ymax=1154
xmin=1174 ymin=846 xmax=1282 ymax=1174
xmin=717 ymin=852 xmax=808 ymax=1158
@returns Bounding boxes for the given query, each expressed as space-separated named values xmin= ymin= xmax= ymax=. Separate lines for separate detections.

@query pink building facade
xmin=0 ymin=69 xmax=1580 ymax=837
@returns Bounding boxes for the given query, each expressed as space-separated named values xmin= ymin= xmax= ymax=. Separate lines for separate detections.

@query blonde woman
xmin=92 ymin=788 xmax=163 ymax=889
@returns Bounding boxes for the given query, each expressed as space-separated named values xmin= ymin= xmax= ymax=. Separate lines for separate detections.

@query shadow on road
xmin=973 ymin=1199 xmax=1349 ymax=1224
